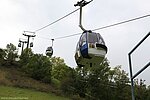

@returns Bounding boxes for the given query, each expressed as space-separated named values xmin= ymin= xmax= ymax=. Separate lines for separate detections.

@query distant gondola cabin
xmin=46 ymin=47 xmax=53 ymax=57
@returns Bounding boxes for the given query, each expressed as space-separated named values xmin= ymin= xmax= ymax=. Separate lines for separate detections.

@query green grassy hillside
xmin=0 ymin=85 xmax=69 ymax=100
xmin=0 ymin=67 xmax=70 ymax=100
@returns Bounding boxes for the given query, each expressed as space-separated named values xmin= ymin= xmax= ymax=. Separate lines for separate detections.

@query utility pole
xmin=23 ymin=31 xmax=36 ymax=49
xmin=18 ymin=39 xmax=27 ymax=54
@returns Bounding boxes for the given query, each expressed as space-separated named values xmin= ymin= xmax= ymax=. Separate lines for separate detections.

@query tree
xmin=50 ymin=56 xmax=70 ymax=81
xmin=19 ymin=48 xmax=34 ymax=65
xmin=69 ymin=59 xmax=131 ymax=100
xmin=146 ymin=85 xmax=150 ymax=100
xmin=60 ymin=67 xmax=77 ymax=96
xmin=86 ymin=59 xmax=111 ymax=100
xmin=23 ymin=54 xmax=52 ymax=83
xmin=110 ymin=66 xmax=131 ymax=100
xmin=134 ymin=79 xmax=148 ymax=100
xmin=62 ymin=58 xmax=111 ymax=99
xmin=4 ymin=43 xmax=18 ymax=66
xmin=0 ymin=48 xmax=6 ymax=65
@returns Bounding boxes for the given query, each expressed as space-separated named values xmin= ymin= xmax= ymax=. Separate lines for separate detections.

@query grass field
xmin=0 ymin=85 xmax=69 ymax=100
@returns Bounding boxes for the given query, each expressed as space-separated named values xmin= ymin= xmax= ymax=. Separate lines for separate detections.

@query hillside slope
xmin=0 ymin=66 xmax=69 ymax=100
xmin=0 ymin=85 xmax=69 ymax=100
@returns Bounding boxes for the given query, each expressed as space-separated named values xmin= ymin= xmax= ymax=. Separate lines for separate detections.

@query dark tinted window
xmin=96 ymin=33 xmax=105 ymax=45
xmin=46 ymin=47 xmax=53 ymax=51
xmin=87 ymin=33 xmax=98 ymax=43
xmin=87 ymin=32 xmax=105 ymax=45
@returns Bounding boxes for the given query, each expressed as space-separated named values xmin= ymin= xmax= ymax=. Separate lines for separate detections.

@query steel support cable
xmin=36 ymin=33 xmax=81 ymax=41
xmin=37 ymin=14 xmax=150 ymax=40
xmin=34 ymin=8 xmax=80 ymax=32
xmin=92 ymin=14 xmax=150 ymax=31
xmin=54 ymin=33 xmax=81 ymax=40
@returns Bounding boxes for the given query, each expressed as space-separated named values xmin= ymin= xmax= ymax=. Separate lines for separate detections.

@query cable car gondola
xmin=75 ymin=30 xmax=107 ymax=67
xmin=45 ymin=39 xmax=54 ymax=57
xmin=46 ymin=47 xmax=53 ymax=57
xmin=74 ymin=0 xmax=107 ymax=67
xmin=30 ymin=42 xmax=33 ymax=47
xmin=18 ymin=42 xmax=21 ymax=47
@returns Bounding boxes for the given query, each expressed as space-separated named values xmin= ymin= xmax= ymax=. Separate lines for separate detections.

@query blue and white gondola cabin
xmin=75 ymin=31 xmax=107 ymax=67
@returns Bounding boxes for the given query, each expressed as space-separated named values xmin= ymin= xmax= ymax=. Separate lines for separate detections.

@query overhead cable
xmin=34 ymin=8 xmax=80 ymax=32
xmin=92 ymin=14 xmax=150 ymax=31
xmin=53 ymin=14 xmax=150 ymax=40
xmin=36 ymin=33 xmax=81 ymax=40
xmin=37 ymin=14 xmax=150 ymax=40
xmin=55 ymin=33 xmax=81 ymax=40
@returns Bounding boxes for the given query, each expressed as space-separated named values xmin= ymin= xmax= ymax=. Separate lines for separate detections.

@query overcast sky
xmin=0 ymin=0 xmax=150 ymax=84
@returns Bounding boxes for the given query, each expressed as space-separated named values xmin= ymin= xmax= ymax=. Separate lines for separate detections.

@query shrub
xmin=23 ymin=54 xmax=52 ymax=83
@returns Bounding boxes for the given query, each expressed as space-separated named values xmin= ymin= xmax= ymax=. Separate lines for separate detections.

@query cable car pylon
xmin=18 ymin=38 xmax=27 ymax=54
xmin=74 ymin=0 xmax=107 ymax=67
xmin=23 ymin=31 xmax=36 ymax=49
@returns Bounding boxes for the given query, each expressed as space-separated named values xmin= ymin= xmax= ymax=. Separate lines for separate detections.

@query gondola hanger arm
xmin=74 ymin=0 xmax=93 ymax=32
xmin=51 ymin=39 xmax=54 ymax=47
xmin=74 ymin=0 xmax=93 ymax=7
